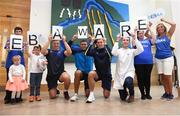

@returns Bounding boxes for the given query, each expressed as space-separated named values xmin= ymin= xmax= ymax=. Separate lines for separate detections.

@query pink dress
xmin=5 ymin=64 xmax=28 ymax=92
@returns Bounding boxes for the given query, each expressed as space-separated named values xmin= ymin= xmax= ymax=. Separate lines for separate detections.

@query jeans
xmin=30 ymin=73 xmax=43 ymax=96
xmin=118 ymin=77 xmax=134 ymax=100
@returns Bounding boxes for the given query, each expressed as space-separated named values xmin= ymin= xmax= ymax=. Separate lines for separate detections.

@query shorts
xmin=156 ymin=56 xmax=174 ymax=75
xmin=80 ymin=71 xmax=89 ymax=90
xmin=96 ymin=71 xmax=112 ymax=91
xmin=46 ymin=71 xmax=65 ymax=90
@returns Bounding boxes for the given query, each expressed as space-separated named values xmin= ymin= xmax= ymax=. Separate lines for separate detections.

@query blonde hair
xmin=156 ymin=23 xmax=167 ymax=37
xmin=12 ymin=55 xmax=21 ymax=63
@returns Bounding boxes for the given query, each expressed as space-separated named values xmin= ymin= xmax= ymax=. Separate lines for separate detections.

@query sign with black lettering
xmin=52 ymin=26 xmax=63 ymax=40
xmin=78 ymin=26 xmax=88 ymax=39
xmin=120 ymin=22 xmax=131 ymax=37
xmin=10 ymin=35 xmax=23 ymax=50
xmin=28 ymin=32 xmax=40 ymax=46
xmin=94 ymin=24 xmax=104 ymax=39
xmin=137 ymin=17 xmax=147 ymax=30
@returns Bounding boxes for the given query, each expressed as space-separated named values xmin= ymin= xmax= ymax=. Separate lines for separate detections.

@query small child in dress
xmin=28 ymin=45 xmax=48 ymax=102
xmin=5 ymin=55 xmax=28 ymax=104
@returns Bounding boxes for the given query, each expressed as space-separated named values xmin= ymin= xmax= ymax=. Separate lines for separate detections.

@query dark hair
xmin=80 ymin=39 xmax=88 ymax=43
xmin=33 ymin=44 xmax=41 ymax=50
xmin=14 ymin=26 xmax=23 ymax=33
xmin=137 ymin=30 xmax=144 ymax=40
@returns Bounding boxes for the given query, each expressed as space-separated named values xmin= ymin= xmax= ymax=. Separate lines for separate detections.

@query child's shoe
xmin=29 ymin=96 xmax=34 ymax=102
xmin=11 ymin=99 xmax=16 ymax=105
xmin=36 ymin=96 xmax=42 ymax=101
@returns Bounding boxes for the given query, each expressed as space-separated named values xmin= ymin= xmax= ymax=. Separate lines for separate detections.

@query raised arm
xmin=111 ymin=33 xmax=121 ymax=56
xmin=85 ymin=35 xmax=95 ymax=56
xmin=146 ymin=22 xmax=156 ymax=44
xmin=132 ymin=33 xmax=144 ymax=56
xmin=62 ymin=35 xmax=72 ymax=56
xmin=161 ymin=18 xmax=176 ymax=38
xmin=41 ymin=35 xmax=52 ymax=55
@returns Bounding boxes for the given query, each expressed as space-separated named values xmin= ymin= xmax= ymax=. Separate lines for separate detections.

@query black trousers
xmin=135 ymin=64 xmax=153 ymax=96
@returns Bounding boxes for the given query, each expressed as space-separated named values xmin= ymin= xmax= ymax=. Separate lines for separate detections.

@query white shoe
xmin=86 ymin=94 xmax=95 ymax=103
xmin=70 ymin=95 xmax=79 ymax=102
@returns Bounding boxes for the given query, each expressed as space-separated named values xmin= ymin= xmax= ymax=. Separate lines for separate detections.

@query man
xmin=68 ymin=34 xmax=93 ymax=101
xmin=85 ymin=37 xmax=112 ymax=103
xmin=41 ymin=34 xmax=72 ymax=100
xmin=4 ymin=27 xmax=26 ymax=104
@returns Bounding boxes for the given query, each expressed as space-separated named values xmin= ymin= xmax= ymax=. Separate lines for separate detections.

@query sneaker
xmin=70 ymin=95 xmax=79 ymax=102
xmin=127 ymin=96 xmax=134 ymax=103
xmin=86 ymin=94 xmax=95 ymax=103
xmin=167 ymin=94 xmax=174 ymax=100
xmin=63 ymin=91 xmax=70 ymax=100
xmin=29 ymin=96 xmax=34 ymax=102
xmin=161 ymin=93 xmax=168 ymax=99
xmin=36 ymin=96 xmax=42 ymax=101
xmin=145 ymin=94 xmax=152 ymax=100
xmin=141 ymin=95 xmax=146 ymax=100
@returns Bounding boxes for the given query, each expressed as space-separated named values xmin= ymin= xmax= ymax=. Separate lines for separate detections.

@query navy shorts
xmin=95 ymin=71 xmax=112 ymax=91
xmin=80 ymin=71 xmax=89 ymax=90
xmin=46 ymin=71 xmax=65 ymax=90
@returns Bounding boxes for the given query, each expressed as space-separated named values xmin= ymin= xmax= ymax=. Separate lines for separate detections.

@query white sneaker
xmin=86 ymin=94 xmax=95 ymax=103
xmin=70 ymin=95 xmax=79 ymax=102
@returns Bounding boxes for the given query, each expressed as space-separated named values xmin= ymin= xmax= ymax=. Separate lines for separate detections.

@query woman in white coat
xmin=111 ymin=32 xmax=144 ymax=103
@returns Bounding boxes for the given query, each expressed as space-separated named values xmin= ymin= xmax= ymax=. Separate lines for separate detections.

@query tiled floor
xmin=0 ymin=86 xmax=180 ymax=115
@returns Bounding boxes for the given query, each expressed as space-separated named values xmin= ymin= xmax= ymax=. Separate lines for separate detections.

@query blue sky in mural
xmin=104 ymin=0 xmax=129 ymax=21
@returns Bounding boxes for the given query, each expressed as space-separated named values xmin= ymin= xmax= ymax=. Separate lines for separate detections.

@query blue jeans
xmin=30 ymin=73 xmax=43 ymax=96
xmin=118 ymin=77 xmax=134 ymax=100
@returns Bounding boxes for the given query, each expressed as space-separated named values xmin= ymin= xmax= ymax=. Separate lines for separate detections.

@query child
xmin=5 ymin=55 xmax=28 ymax=104
xmin=29 ymin=45 xmax=47 ymax=102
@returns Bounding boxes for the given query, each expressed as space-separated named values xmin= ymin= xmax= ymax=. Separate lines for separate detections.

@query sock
xmin=90 ymin=91 xmax=94 ymax=96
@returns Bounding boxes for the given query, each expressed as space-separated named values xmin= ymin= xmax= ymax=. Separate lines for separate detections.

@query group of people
xmin=3 ymin=18 xmax=176 ymax=105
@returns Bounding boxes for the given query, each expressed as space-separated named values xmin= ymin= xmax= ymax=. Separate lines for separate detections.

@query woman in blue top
xmin=148 ymin=18 xmax=176 ymax=100
xmin=134 ymin=24 xmax=155 ymax=100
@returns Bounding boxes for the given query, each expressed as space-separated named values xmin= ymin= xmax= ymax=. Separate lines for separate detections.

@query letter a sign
xmin=78 ymin=26 xmax=88 ymax=39
xmin=10 ymin=35 xmax=23 ymax=50
xmin=94 ymin=24 xmax=105 ymax=39
xmin=52 ymin=26 xmax=63 ymax=40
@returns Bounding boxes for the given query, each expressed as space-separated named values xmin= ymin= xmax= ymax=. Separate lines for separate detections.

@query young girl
xmin=29 ymin=45 xmax=47 ymax=102
xmin=112 ymin=32 xmax=144 ymax=103
xmin=5 ymin=55 xmax=28 ymax=104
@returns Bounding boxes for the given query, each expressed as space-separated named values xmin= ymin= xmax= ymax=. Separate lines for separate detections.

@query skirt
xmin=5 ymin=76 xmax=28 ymax=92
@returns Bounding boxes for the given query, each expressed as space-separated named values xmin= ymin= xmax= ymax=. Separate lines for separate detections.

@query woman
xmin=134 ymin=24 xmax=155 ymax=100
xmin=154 ymin=18 xmax=176 ymax=100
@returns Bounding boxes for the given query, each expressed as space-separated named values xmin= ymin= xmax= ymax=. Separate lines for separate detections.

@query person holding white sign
xmin=134 ymin=23 xmax=155 ymax=100
xmin=152 ymin=18 xmax=176 ymax=100
xmin=4 ymin=27 xmax=27 ymax=104
xmin=41 ymin=34 xmax=72 ymax=100
xmin=28 ymin=45 xmax=48 ymax=102
xmin=112 ymin=32 xmax=144 ymax=103
xmin=85 ymin=37 xmax=112 ymax=103
xmin=68 ymin=34 xmax=93 ymax=101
